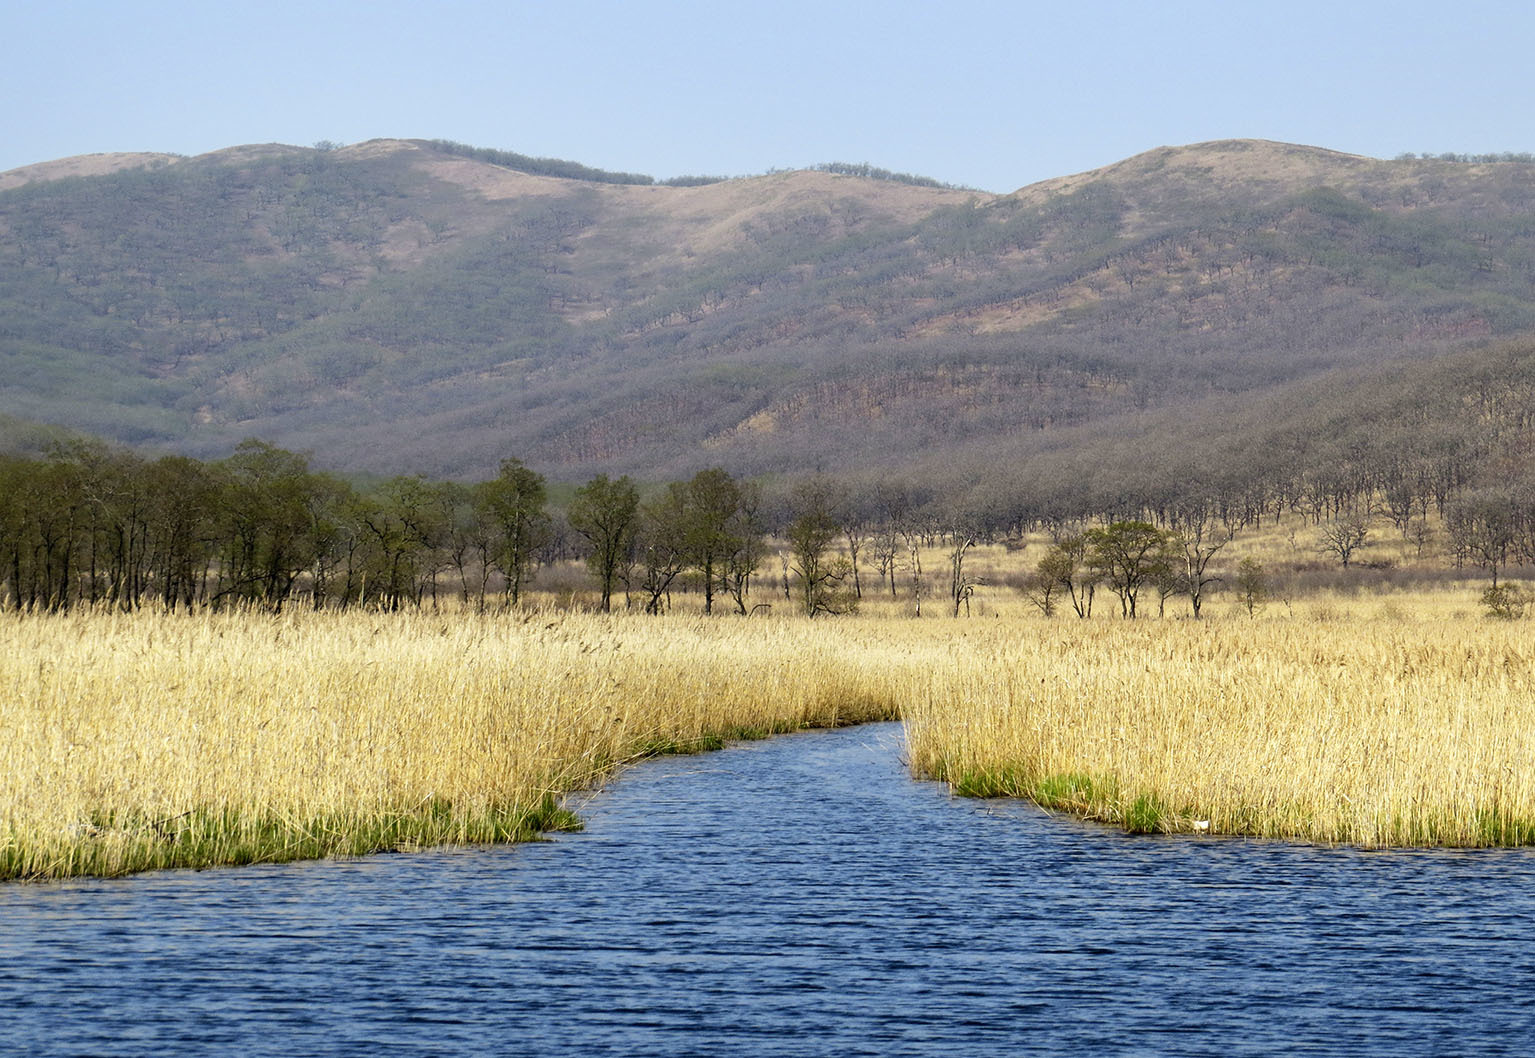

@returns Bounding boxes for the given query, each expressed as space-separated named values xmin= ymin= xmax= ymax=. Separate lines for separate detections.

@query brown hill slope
xmin=2 ymin=137 xmax=1533 ymax=481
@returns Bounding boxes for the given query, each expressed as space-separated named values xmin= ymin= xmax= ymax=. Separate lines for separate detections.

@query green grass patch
xmin=1123 ymin=793 xmax=1170 ymax=834
xmin=947 ymin=769 xmax=1218 ymax=837
xmin=1032 ymin=772 xmax=1118 ymax=811
xmin=948 ymin=764 xmax=1034 ymax=798
xmin=0 ymin=794 xmax=582 ymax=882
xmin=949 ymin=766 xmax=1120 ymax=808
xmin=1472 ymin=808 xmax=1535 ymax=846
xmin=632 ymin=734 xmax=728 ymax=757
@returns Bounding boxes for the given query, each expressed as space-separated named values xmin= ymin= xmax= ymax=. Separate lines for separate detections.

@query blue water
xmin=3 ymin=722 xmax=1533 ymax=1056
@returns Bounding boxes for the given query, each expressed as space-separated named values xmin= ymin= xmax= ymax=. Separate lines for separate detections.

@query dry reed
xmin=903 ymin=616 xmax=1535 ymax=846
xmin=6 ymin=594 xmax=1533 ymax=880
xmin=0 ymin=607 xmax=904 ymax=880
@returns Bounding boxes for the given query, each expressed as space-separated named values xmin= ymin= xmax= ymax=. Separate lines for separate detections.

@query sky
xmin=5 ymin=0 xmax=1532 ymax=193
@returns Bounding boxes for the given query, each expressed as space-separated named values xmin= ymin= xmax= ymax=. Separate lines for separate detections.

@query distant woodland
xmin=5 ymin=327 xmax=1535 ymax=616
xmin=5 ymin=135 xmax=1535 ymax=607
xmin=6 ymin=137 xmax=1535 ymax=489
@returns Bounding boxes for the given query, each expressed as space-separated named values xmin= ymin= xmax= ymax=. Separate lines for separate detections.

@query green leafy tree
xmin=301 ymin=472 xmax=361 ymax=610
xmin=786 ymin=478 xmax=856 ymax=617
xmin=474 ymin=458 xmax=549 ymax=605
xmin=68 ymin=443 xmax=151 ymax=609
xmin=1086 ymin=520 xmax=1175 ymax=618
xmin=682 ymin=468 xmax=743 ymax=615
xmin=569 ymin=474 xmax=639 ymax=612
xmin=0 ymin=453 xmax=86 ymax=609
xmin=720 ymin=481 xmax=768 ymax=615
xmin=1038 ymin=533 xmax=1095 ymax=618
xmin=1482 ymin=582 xmax=1528 ymax=620
xmin=1234 ymin=558 xmax=1269 ymax=618
xmin=216 ymin=440 xmax=326 ymax=611
xmin=1024 ymin=568 xmax=1059 ymax=616
xmin=636 ymin=481 xmax=690 ymax=614
xmin=357 ymin=476 xmax=452 ymax=610
xmin=144 ymin=455 xmax=222 ymax=609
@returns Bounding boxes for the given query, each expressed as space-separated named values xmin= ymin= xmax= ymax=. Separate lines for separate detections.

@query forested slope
xmin=3 ymin=137 xmax=1535 ymax=488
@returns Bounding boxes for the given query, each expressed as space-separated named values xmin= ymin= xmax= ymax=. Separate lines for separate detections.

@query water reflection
xmin=3 ymin=723 xmax=1533 ymax=1056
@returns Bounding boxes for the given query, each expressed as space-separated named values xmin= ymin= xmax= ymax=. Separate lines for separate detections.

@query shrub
xmin=1235 ymin=558 xmax=1269 ymax=617
xmin=1482 ymin=583 xmax=1528 ymax=620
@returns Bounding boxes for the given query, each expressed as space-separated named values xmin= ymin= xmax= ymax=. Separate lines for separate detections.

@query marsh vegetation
xmin=0 ymin=608 xmax=900 ymax=880
xmin=7 ymin=422 xmax=1535 ymax=878
xmin=4 ymin=558 xmax=1534 ymax=881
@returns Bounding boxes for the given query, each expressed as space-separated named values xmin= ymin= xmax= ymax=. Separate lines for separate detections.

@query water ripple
xmin=3 ymin=723 xmax=1533 ymax=1056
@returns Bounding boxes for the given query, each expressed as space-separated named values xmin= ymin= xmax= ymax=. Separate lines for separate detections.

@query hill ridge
xmin=3 ymin=137 xmax=1535 ymax=487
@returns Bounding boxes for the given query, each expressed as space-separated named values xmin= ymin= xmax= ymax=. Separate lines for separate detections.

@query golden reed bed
xmin=0 ymin=608 xmax=901 ymax=880
xmin=903 ymin=617 xmax=1535 ymax=846
xmin=3 ymin=602 xmax=1533 ymax=879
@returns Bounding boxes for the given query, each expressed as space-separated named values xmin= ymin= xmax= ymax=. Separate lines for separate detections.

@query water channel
xmin=3 ymin=722 xmax=1534 ymax=1056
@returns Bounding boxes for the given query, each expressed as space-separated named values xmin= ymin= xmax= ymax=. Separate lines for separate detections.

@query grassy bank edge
xmin=1 ymin=714 xmax=893 ymax=883
xmin=937 ymin=764 xmax=1535 ymax=848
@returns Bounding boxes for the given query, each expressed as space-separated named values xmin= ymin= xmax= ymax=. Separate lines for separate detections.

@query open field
xmin=4 ymin=575 xmax=1535 ymax=879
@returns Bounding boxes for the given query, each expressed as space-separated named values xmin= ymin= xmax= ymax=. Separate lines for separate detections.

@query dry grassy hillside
xmin=3 ymin=137 xmax=1535 ymax=485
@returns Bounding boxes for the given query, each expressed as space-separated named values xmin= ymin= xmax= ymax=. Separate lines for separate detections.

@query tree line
xmin=0 ymin=439 xmax=551 ymax=613
xmin=5 ymin=415 xmax=1535 ymax=617
xmin=0 ymin=436 xmax=995 ymax=617
xmin=1395 ymin=152 xmax=1535 ymax=164
xmin=0 ymin=440 xmax=785 ymax=615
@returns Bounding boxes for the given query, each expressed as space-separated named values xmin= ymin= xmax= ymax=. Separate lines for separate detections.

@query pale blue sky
xmin=5 ymin=1 xmax=1530 ymax=192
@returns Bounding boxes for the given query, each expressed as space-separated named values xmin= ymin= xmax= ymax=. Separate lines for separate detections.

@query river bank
xmin=5 ymin=600 xmax=1534 ymax=880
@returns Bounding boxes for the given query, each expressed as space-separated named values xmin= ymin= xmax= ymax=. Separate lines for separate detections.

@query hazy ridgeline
xmin=8 ymin=138 xmax=1535 ymax=485
xmin=5 ymin=596 xmax=1535 ymax=880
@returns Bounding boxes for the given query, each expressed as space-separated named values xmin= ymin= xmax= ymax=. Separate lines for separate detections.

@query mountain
xmin=3 ymin=137 xmax=1535 ymax=486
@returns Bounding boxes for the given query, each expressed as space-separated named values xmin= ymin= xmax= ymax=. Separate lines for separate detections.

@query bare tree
xmin=1447 ymin=491 xmax=1517 ymax=586
xmin=870 ymin=524 xmax=900 ymax=598
xmin=1172 ymin=506 xmax=1233 ymax=619
xmin=903 ymin=529 xmax=925 ymax=616
xmin=947 ymin=529 xmax=976 ymax=616
xmin=1408 ymin=518 xmax=1433 ymax=559
xmin=841 ymin=523 xmax=867 ymax=600
xmin=1317 ymin=509 xmax=1370 ymax=569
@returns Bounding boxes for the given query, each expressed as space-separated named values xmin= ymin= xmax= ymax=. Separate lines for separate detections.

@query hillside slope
xmin=3 ymin=138 xmax=1533 ymax=481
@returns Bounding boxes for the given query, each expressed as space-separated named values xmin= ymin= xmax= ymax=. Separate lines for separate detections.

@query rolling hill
xmin=3 ymin=136 xmax=1535 ymax=489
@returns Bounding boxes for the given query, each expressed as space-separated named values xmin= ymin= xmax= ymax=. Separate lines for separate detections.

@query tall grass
xmin=903 ymin=617 xmax=1535 ymax=846
xmin=7 ymin=594 xmax=1535 ymax=880
xmin=0 ymin=607 xmax=904 ymax=880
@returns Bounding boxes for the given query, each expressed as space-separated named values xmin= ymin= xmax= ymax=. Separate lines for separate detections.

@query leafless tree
xmin=1317 ymin=509 xmax=1370 ymax=569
